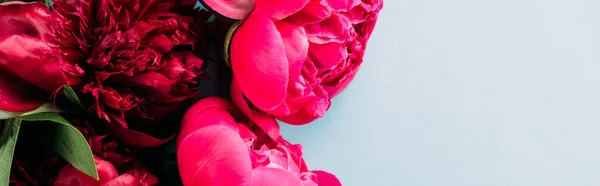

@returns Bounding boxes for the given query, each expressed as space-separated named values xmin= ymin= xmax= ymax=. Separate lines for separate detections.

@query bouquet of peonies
xmin=0 ymin=0 xmax=381 ymax=185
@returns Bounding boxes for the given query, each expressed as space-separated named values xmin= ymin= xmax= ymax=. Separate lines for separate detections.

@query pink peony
xmin=208 ymin=0 xmax=382 ymax=124
xmin=176 ymin=97 xmax=341 ymax=186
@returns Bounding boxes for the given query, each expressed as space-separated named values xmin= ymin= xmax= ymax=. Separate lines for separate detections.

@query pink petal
xmin=101 ymin=174 xmax=136 ymax=186
xmin=177 ymin=108 xmax=237 ymax=149
xmin=285 ymin=0 xmax=332 ymax=25
xmin=311 ymin=171 xmax=342 ymax=186
xmin=0 ymin=2 xmax=53 ymax=41
xmin=0 ymin=68 xmax=45 ymax=112
xmin=231 ymin=79 xmax=281 ymax=140
xmin=106 ymin=114 xmax=174 ymax=148
xmin=308 ymin=42 xmax=347 ymax=70
xmin=177 ymin=125 xmax=252 ymax=186
xmin=178 ymin=97 xmax=239 ymax=148
xmin=276 ymin=21 xmax=309 ymax=87
xmin=230 ymin=10 xmax=289 ymax=111
xmin=0 ymin=35 xmax=65 ymax=91
xmin=254 ymin=0 xmax=310 ymax=20
xmin=324 ymin=0 xmax=361 ymax=12
xmin=55 ymin=156 xmax=119 ymax=186
xmin=200 ymin=0 xmax=255 ymax=19
xmin=249 ymin=167 xmax=303 ymax=186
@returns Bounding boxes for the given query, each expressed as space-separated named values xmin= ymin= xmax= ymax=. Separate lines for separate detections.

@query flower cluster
xmin=0 ymin=0 xmax=381 ymax=185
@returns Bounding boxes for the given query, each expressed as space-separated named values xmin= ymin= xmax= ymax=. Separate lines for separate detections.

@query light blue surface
xmin=280 ymin=1 xmax=600 ymax=186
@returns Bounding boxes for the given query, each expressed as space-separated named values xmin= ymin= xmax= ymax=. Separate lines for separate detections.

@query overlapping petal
xmin=201 ymin=0 xmax=255 ymax=19
xmin=230 ymin=10 xmax=289 ymax=111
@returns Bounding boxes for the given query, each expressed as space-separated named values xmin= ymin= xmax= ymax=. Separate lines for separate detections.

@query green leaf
xmin=19 ymin=113 xmax=98 ymax=180
xmin=0 ymin=119 xmax=22 ymax=186
xmin=0 ymin=103 xmax=66 ymax=120
xmin=63 ymin=85 xmax=84 ymax=109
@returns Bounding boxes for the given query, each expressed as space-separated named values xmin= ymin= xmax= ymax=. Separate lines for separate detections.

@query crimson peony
xmin=176 ymin=97 xmax=341 ymax=186
xmin=0 ymin=0 xmax=207 ymax=147
xmin=208 ymin=0 xmax=382 ymax=124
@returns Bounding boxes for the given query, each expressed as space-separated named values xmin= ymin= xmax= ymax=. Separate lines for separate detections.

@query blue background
xmin=281 ymin=1 xmax=600 ymax=186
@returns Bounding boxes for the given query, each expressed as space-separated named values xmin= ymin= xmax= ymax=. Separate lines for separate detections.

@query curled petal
xmin=177 ymin=100 xmax=238 ymax=148
xmin=231 ymin=79 xmax=281 ymax=140
xmin=101 ymin=174 xmax=136 ymax=186
xmin=0 ymin=2 xmax=53 ymax=41
xmin=106 ymin=115 xmax=174 ymax=148
xmin=200 ymin=0 xmax=255 ymax=19
xmin=285 ymin=0 xmax=332 ymax=25
xmin=0 ymin=35 xmax=66 ymax=91
xmin=311 ymin=170 xmax=342 ymax=186
xmin=324 ymin=0 xmax=361 ymax=12
xmin=177 ymin=125 xmax=252 ymax=186
xmin=230 ymin=10 xmax=289 ymax=111
xmin=54 ymin=156 xmax=119 ymax=186
xmin=249 ymin=167 xmax=303 ymax=186
xmin=0 ymin=68 xmax=45 ymax=112
xmin=276 ymin=21 xmax=309 ymax=87
xmin=254 ymin=0 xmax=310 ymax=20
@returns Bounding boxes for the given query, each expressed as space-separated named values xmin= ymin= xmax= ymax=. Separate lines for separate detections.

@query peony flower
xmin=207 ymin=0 xmax=382 ymax=124
xmin=0 ymin=2 xmax=67 ymax=112
xmin=177 ymin=97 xmax=341 ymax=186
xmin=53 ymin=0 xmax=206 ymax=147
xmin=0 ymin=0 xmax=208 ymax=147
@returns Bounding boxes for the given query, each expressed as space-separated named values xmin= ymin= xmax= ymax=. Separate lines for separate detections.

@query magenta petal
xmin=178 ymin=108 xmax=237 ymax=148
xmin=231 ymin=79 xmax=281 ymax=140
xmin=201 ymin=0 xmax=255 ymax=19
xmin=0 ymin=2 xmax=53 ymax=41
xmin=311 ymin=170 xmax=342 ymax=186
xmin=230 ymin=10 xmax=289 ymax=111
xmin=101 ymin=174 xmax=137 ymax=186
xmin=286 ymin=0 xmax=332 ymax=25
xmin=0 ymin=35 xmax=65 ymax=91
xmin=178 ymin=97 xmax=239 ymax=148
xmin=177 ymin=125 xmax=252 ymax=186
xmin=250 ymin=167 xmax=303 ymax=186
xmin=0 ymin=68 xmax=45 ymax=112
xmin=276 ymin=21 xmax=308 ymax=85
xmin=324 ymin=0 xmax=361 ymax=12
xmin=254 ymin=0 xmax=310 ymax=20
xmin=106 ymin=116 xmax=173 ymax=148
xmin=308 ymin=42 xmax=347 ymax=70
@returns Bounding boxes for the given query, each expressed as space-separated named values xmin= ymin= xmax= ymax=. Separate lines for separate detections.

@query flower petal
xmin=311 ymin=170 xmax=342 ymax=186
xmin=101 ymin=174 xmax=137 ymax=186
xmin=249 ymin=167 xmax=303 ymax=186
xmin=0 ymin=35 xmax=66 ymax=91
xmin=0 ymin=68 xmax=45 ymax=112
xmin=178 ymin=97 xmax=239 ymax=147
xmin=324 ymin=0 xmax=361 ymax=12
xmin=231 ymin=79 xmax=281 ymax=140
xmin=0 ymin=2 xmax=53 ymax=41
xmin=254 ymin=0 xmax=310 ymax=20
xmin=177 ymin=125 xmax=252 ymax=186
xmin=106 ymin=114 xmax=174 ymax=148
xmin=285 ymin=0 xmax=332 ymax=25
xmin=230 ymin=10 xmax=289 ymax=111
xmin=200 ymin=0 xmax=255 ymax=20
xmin=54 ymin=156 xmax=119 ymax=186
xmin=276 ymin=21 xmax=309 ymax=86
